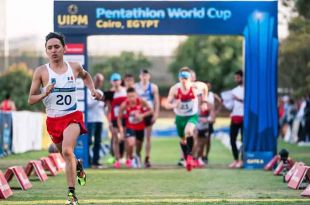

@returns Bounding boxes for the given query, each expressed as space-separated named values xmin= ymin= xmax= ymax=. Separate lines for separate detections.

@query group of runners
xmin=102 ymin=66 xmax=221 ymax=171
xmin=105 ymin=70 xmax=160 ymax=169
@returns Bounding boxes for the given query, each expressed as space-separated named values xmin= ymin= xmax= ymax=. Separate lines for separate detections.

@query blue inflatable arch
xmin=54 ymin=0 xmax=278 ymax=168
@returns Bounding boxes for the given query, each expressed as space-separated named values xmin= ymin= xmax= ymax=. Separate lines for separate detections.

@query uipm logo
xmin=57 ymin=4 xmax=88 ymax=28
xmin=68 ymin=4 xmax=78 ymax=14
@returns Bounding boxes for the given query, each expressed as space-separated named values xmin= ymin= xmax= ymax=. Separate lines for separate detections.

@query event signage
xmin=55 ymin=1 xmax=277 ymax=35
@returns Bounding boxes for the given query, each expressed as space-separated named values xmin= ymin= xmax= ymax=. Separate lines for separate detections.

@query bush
xmin=0 ymin=63 xmax=44 ymax=111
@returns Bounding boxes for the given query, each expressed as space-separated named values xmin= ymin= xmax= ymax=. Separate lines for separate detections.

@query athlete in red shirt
xmin=118 ymin=87 xmax=152 ymax=168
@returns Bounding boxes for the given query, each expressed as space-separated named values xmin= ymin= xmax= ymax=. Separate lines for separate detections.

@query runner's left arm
xmin=75 ymin=63 xmax=102 ymax=100
xmin=141 ymin=99 xmax=153 ymax=118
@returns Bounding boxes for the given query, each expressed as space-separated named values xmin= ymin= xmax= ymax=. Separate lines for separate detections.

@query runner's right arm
xmin=164 ymin=85 xmax=178 ymax=110
xmin=117 ymin=102 xmax=126 ymax=134
xmin=214 ymin=93 xmax=223 ymax=114
xmin=28 ymin=67 xmax=54 ymax=105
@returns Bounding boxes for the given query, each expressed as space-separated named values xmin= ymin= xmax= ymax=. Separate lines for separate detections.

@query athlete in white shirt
xmin=134 ymin=69 xmax=160 ymax=168
xmin=28 ymin=32 xmax=102 ymax=205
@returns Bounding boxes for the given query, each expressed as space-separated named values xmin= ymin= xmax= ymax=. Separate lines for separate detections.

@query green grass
xmin=0 ymin=137 xmax=310 ymax=205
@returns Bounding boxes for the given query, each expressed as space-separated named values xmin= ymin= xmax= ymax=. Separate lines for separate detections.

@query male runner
xmin=195 ymin=100 xmax=213 ymax=167
xmin=164 ymin=67 xmax=208 ymax=171
xmin=107 ymin=73 xmax=127 ymax=168
xmin=124 ymin=73 xmax=135 ymax=88
xmin=134 ymin=69 xmax=160 ymax=168
xmin=28 ymin=32 xmax=102 ymax=205
xmin=177 ymin=69 xmax=208 ymax=167
xmin=203 ymin=81 xmax=222 ymax=164
xmin=118 ymin=87 xmax=152 ymax=168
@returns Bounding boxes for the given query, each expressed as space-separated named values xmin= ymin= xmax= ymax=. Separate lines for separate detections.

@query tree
xmin=0 ymin=63 xmax=44 ymax=111
xmin=90 ymin=51 xmax=151 ymax=88
xmin=169 ymin=36 xmax=243 ymax=93
xmin=279 ymin=0 xmax=310 ymax=96
xmin=295 ymin=0 xmax=310 ymax=19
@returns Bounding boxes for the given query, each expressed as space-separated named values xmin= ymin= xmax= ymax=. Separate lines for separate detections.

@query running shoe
xmin=113 ymin=160 xmax=121 ymax=169
xmin=228 ymin=160 xmax=238 ymax=168
xmin=76 ymin=159 xmax=86 ymax=186
xmin=202 ymin=156 xmax=208 ymax=165
xmin=235 ymin=160 xmax=243 ymax=168
xmin=197 ymin=157 xmax=205 ymax=168
xmin=186 ymin=155 xmax=194 ymax=172
xmin=134 ymin=155 xmax=142 ymax=168
xmin=107 ymin=156 xmax=115 ymax=165
xmin=177 ymin=158 xmax=186 ymax=167
xmin=144 ymin=157 xmax=151 ymax=168
xmin=65 ymin=192 xmax=79 ymax=205
xmin=126 ymin=159 xmax=132 ymax=168
xmin=193 ymin=158 xmax=198 ymax=168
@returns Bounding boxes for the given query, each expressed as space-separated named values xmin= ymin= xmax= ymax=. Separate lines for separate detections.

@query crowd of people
xmin=278 ymin=94 xmax=310 ymax=145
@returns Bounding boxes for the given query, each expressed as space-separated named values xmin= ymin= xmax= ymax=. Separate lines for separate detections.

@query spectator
xmin=87 ymin=73 xmax=105 ymax=168
xmin=283 ymin=98 xmax=297 ymax=143
xmin=299 ymin=94 xmax=310 ymax=144
xmin=228 ymin=70 xmax=244 ymax=169
xmin=296 ymin=97 xmax=307 ymax=143
xmin=0 ymin=93 xmax=16 ymax=111
xmin=278 ymin=97 xmax=286 ymax=138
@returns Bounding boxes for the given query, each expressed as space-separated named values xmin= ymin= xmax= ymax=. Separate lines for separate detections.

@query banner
xmin=54 ymin=1 xmax=277 ymax=36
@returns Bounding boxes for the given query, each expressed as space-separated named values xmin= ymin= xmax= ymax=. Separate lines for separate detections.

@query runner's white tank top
xmin=41 ymin=62 xmax=77 ymax=117
xmin=134 ymin=82 xmax=154 ymax=109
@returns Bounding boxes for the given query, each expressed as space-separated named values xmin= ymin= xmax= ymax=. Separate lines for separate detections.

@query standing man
xmin=87 ymin=73 xmax=105 ymax=168
xmin=134 ymin=69 xmax=160 ymax=168
xmin=164 ymin=67 xmax=208 ymax=171
xmin=229 ymin=70 xmax=244 ymax=169
xmin=28 ymin=32 xmax=102 ymax=205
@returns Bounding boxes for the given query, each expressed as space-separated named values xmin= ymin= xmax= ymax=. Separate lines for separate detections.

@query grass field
xmin=0 ymin=137 xmax=310 ymax=205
